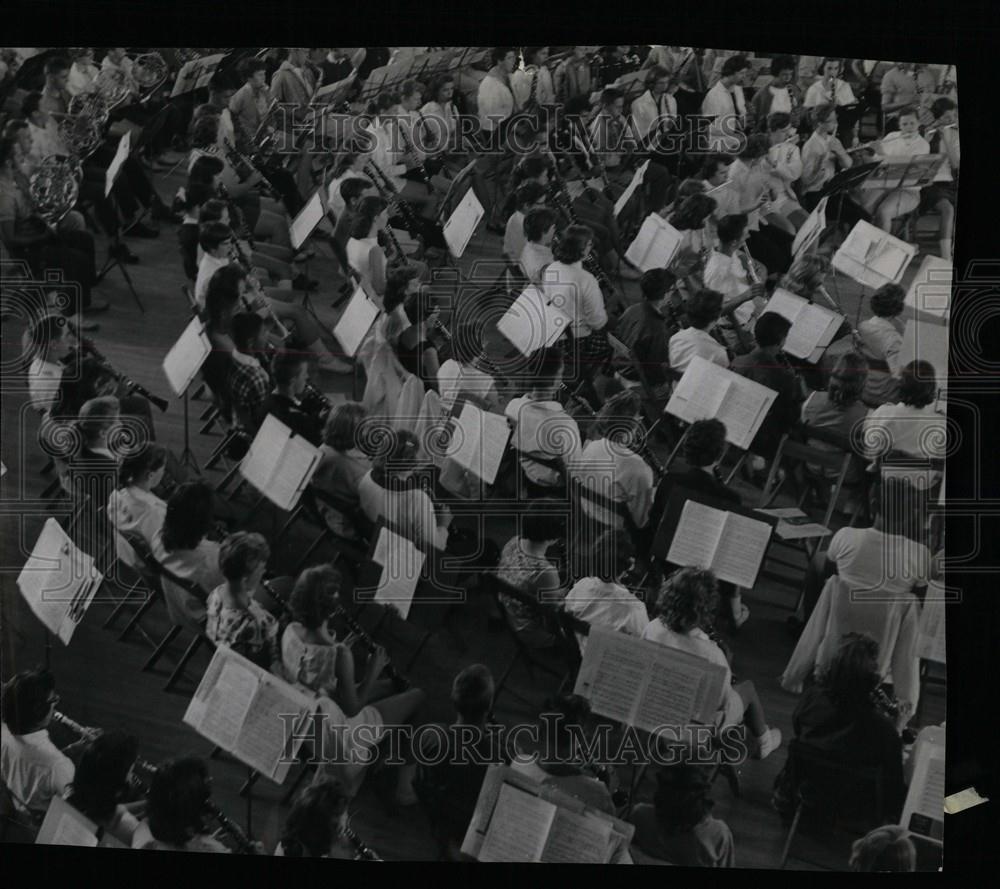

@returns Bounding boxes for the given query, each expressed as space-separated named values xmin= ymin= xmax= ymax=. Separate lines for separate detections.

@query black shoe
xmin=82 ymin=300 xmax=110 ymax=316
xmin=111 ymin=244 xmax=141 ymax=264
xmin=126 ymin=220 xmax=160 ymax=239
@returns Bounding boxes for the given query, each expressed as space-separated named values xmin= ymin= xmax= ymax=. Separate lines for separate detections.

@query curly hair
xmin=849 ymin=825 xmax=916 ymax=872
xmin=280 ymin=778 xmax=350 ymax=857
xmin=870 ymin=283 xmax=905 ymax=319
xmin=682 ymin=419 xmax=727 ymax=468
xmin=668 ymin=193 xmax=717 ymax=231
xmin=288 ymin=565 xmax=343 ymax=630
xmin=898 ymin=360 xmax=937 ymax=407
xmin=66 ymin=730 xmax=139 ymax=824
xmin=817 ymin=632 xmax=881 ymax=715
xmin=552 ymin=224 xmax=593 ymax=264
xmin=218 ymin=531 xmax=270 ymax=583
xmin=826 ymin=353 xmax=869 ymax=407
xmin=653 ymin=764 xmax=715 ymax=834
xmin=147 ymin=758 xmax=212 ymax=847
xmin=656 ymin=567 xmax=719 ymax=633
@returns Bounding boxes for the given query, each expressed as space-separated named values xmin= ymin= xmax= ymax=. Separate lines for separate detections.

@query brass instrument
xmin=94 ymin=66 xmax=135 ymax=111
xmin=331 ymin=605 xmax=409 ymax=691
xmin=29 ymin=156 xmax=82 ymax=226
xmin=132 ymin=52 xmax=169 ymax=96
xmin=67 ymin=91 xmax=111 ymax=129
xmin=204 ymin=800 xmax=261 ymax=854
xmin=341 ymin=823 xmax=383 ymax=861
xmin=56 ymin=111 xmax=106 ymax=162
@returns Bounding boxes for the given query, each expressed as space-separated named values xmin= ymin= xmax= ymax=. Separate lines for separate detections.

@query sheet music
xmin=668 ymin=356 xmax=732 ymax=423
xmin=764 ymin=287 xmax=807 ymax=325
xmin=105 ymin=129 xmax=131 ymax=198
xmin=666 ymin=500 xmax=726 ymax=573
xmin=905 ymin=255 xmax=952 ymax=320
xmin=496 ymin=285 xmax=570 ymax=356
xmin=333 ymin=286 xmax=380 ymax=357
xmin=289 ymin=190 xmax=325 ymax=251
xmin=633 ymin=656 xmax=719 ymax=730
xmin=197 ymin=657 xmax=260 ymax=752
xmin=918 ymin=588 xmax=947 ymax=664
xmin=866 ymin=239 xmax=909 ymax=281
xmin=792 ymin=196 xmax=828 ymax=258
xmin=543 ymin=806 xmax=614 ymax=864
xmin=613 ymin=160 xmax=649 ymax=218
xmin=478 ymin=784 xmax=555 ymax=862
xmin=240 ymin=415 xmax=320 ymax=511
xmin=623 ymin=215 xmax=682 ymax=272
xmin=162 ymin=317 xmax=211 ymax=397
xmin=574 ymin=629 xmax=650 ymax=724
xmin=784 ymin=302 xmax=841 ymax=361
xmin=235 ymin=678 xmax=310 ymax=781
xmin=717 ymin=377 xmax=774 ymax=451
xmin=833 ymin=221 xmax=916 ymax=289
xmin=445 ymin=402 xmax=510 ymax=483
xmin=916 ymin=756 xmax=946 ymax=823
xmin=901 ymin=319 xmax=949 ymax=381
xmin=902 ymin=738 xmax=945 ymax=842
xmin=37 ymin=797 xmax=99 ymax=847
xmin=372 ymin=527 xmax=424 ymax=618
xmin=712 ymin=511 xmax=773 ymax=588
xmin=442 ymin=188 xmax=484 ymax=258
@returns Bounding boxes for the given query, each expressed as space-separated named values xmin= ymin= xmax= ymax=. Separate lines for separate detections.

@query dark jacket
xmin=730 ymin=346 xmax=803 ymax=459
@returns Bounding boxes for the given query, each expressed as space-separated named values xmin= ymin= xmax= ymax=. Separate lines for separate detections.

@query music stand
xmin=96 ymin=130 xmax=145 ymax=313
xmin=162 ymin=314 xmax=212 ymax=473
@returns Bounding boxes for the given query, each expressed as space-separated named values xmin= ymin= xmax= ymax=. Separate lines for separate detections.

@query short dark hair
xmin=452 ymin=664 xmax=495 ymax=723
xmin=721 ymin=55 xmax=750 ymax=77
xmin=897 ymin=106 xmax=919 ymax=121
xmin=198 ymin=221 xmax=232 ymax=253
xmin=685 ymin=289 xmax=724 ymax=329
xmin=183 ymin=182 xmax=216 ymax=213
xmin=383 ymin=264 xmax=421 ymax=314
xmin=400 ymin=79 xmax=424 ymax=100
xmin=683 ymin=418 xmax=727 ymax=467
xmin=516 ymin=155 xmax=550 ymax=183
xmin=716 ymin=213 xmax=748 ymax=244
xmin=118 ymin=443 xmax=167 ymax=488
xmin=640 ymin=267 xmax=677 ymax=301
xmin=552 ymin=224 xmax=593 ymax=263
xmin=699 ymin=154 xmax=730 ymax=181
xmin=204 ymin=264 xmax=246 ymax=328
xmin=322 ymin=401 xmax=366 ymax=451
xmin=350 ymin=195 xmax=388 ymax=239
xmin=931 ymin=97 xmax=956 ymax=119
xmin=754 ymin=312 xmax=793 ymax=348
xmin=870 ymin=283 xmax=905 ymax=318
xmin=767 ymin=111 xmax=792 ymax=132
xmin=522 ymin=499 xmax=565 ymax=543
xmin=530 ymin=345 xmax=564 ymax=388
xmin=219 ymin=531 xmax=270 ymax=583
xmin=645 ymin=65 xmax=671 ymax=88
xmin=339 ymin=177 xmax=370 ymax=206
xmin=188 ymin=153 xmax=225 ymax=188
xmin=21 ymin=91 xmax=42 ymax=118
xmin=653 ymin=764 xmax=715 ymax=835
xmin=523 ymin=206 xmax=557 ymax=242
xmin=240 ymin=58 xmax=267 ymax=79
xmin=522 ymin=47 xmax=547 ymax=64
xmin=492 ymin=47 xmax=517 ymax=65
xmin=231 ymin=312 xmax=264 ymax=351
xmin=289 ymin=565 xmax=342 ymax=630
xmin=45 ymin=56 xmax=70 ymax=76
xmin=669 ymin=193 xmax=717 ymax=231
xmin=147 ymin=757 xmax=212 ymax=846
xmin=272 ymin=349 xmax=309 ymax=387
xmin=67 ymin=730 xmax=139 ymax=824
xmin=818 ymin=632 xmax=880 ymax=714
xmin=515 ymin=180 xmax=547 ymax=210
xmin=898 ymin=360 xmax=937 ymax=407
xmin=811 ymin=103 xmax=837 ymax=127
xmin=198 ymin=197 xmax=229 ymax=223
xmin=738 ymin=133 xmax=770 ymax=161
xmin=601 ymin=86 xmax=624 ymax=107
xmin=1 ymin=669 xmax=56 ymax=734
xmin=770 ymin=55 xmax=796 ymax=77
xmin=590 ymin=529 xmax=634 ymax=583
xmin=161 ymin=481 xmax=215 ymax=552
xmin=281 ymin=778 xmax=350 ymax=858
xmin=190 ymin=114 xmax=220 ymax=150
xmin=657 ymin=567 xmax=719 ymax=634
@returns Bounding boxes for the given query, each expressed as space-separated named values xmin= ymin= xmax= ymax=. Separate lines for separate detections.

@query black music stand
xmin=96 ymin=132 xmax=145 ymax=313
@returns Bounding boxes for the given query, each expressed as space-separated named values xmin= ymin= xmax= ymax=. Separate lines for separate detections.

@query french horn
xmin=94 ymin=67 xmax=134 ymax=111
xmin=29 ymin=156 xmax=83 ymax=225
xmin=67 ymin=90 xmax=110 ymax=129
xmin=133 ymin=52 xmax=169 ymax=94
xmin=56 ymin=112 xmax=105 ymax=161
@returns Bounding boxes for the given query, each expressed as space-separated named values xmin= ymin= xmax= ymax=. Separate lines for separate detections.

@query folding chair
xmin=273 ymin=486 xmax=372 ymax=576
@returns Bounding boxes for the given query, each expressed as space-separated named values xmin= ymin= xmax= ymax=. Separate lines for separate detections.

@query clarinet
xmin=76 ymin=340 xmax=170 ymax=412
xmin=204 ymin=801 xmax=260 ymax=855
xmin=331 ymin=605 xmax=409 ymax=690
xmin=341 ymin=824 xmax=383 ymax=861
xmin=396 ymin=116 xmax=434 ymax=195
xmin=364 ymin=159 xmax=421 ymax=237
xmin=298 ymin=381 xmax=333 ymax=423
xmin=871 ymin=683 xmax=902 ymax=725
xmin=260 ymin=578 xmax=291 ymax=615
xmin=51 ymin=712 xmax=159 ymax=794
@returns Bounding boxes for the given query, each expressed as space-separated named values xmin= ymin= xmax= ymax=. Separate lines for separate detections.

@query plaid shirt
xmin=205 ymin=586 xmax=281 ymax=672
xmin=227 ymin=355 xmax=271 ymax=434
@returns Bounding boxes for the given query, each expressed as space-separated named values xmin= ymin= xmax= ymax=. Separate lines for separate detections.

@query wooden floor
xmin=0 ymin=158 xmax=945 ymax=867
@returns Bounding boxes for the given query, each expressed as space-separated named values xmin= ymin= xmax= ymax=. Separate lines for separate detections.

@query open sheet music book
xmin=613 ymin=160 xmax=649 ymax=218
xmin=666 ymin=356 xmax=777 ymax=451
xmin=442 ymin=187 xmax=484 ymax=258
xmin=905 ymin=255 xmax=952 ymax=321
xmin=289 ymin=189 xmax=326 ymax=251
xmin=573 ymin=625 xmax=728 ymax=730
xmin=105 ymin=129 xmax=131 ymax=198
xmin=666 ymin=499 xmax=773 ymax=588
xmin=445 ymin=401 xmax=511 ymax=484
xmin=333 ymin=286 xmax=380 ymax=357
xmin=463 ymin=765 xmax=634 ymax=863
xmin=240 ymin=415 xmax=321 ymax=512
xmin=917 ymin=581 xmax=947 ymax=665
xmin=832 ymin=221 xmax=917 ymax=289
xmin=496 ymin=285 xmax=571 ymax=356
xmin=17 ymin=518 xmax=102 ymax=645
xmin=755 ymin=507 xmax=832 ymax=541
xmin=184 ymin=646 xmax=316 ymax=783
xmin=371 ymin=526 xmax=424 ymax=618
xmin=859 ymin=154 xmax=944 ymax=191
xmin=900 ymin=318 xmax=949 ymax=381
xmin=764 ymin=288 xmax=843 ymax=362
xmin=36 ymin=796 xmax=127 ymax=848
xmin=438 ymin=360 xmax=496 ymax=413
xmin=792 ymin=195 xmax=828 ymax=259
xmin=193 ymin=54 xmax=225 ymax=91
xmin=624 ymin=214 xmax=683 ymax=272
xmin=162 ymin=316 xmax=211 ymax=397
xmin=902 ymin=739 xmax=945 ymax=844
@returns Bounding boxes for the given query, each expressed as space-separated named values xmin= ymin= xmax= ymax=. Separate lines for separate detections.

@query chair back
xmin=763 ymin=429 xmax=852 ymax=531
xmin=120 ymin=529 xmax=208 ymax=629
xmin=785 ymin=739 xmax=886 ymax=828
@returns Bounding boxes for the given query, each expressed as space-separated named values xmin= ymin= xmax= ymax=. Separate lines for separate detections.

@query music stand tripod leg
xmin=178 ymin=390 xmax=201 ymax=473
xmin=97 ymin=192 xmax=146 ymax=313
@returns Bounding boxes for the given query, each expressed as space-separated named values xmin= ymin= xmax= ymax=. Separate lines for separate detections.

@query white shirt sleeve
xmin=580 ymin=272 xmax=607 ymax=332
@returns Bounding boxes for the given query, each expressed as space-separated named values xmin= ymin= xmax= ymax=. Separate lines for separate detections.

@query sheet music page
xmin=914 ymin=755 xmax=946 ymax=824
xmin=573 ymin=627 xmax=650 ymax=725
xmin=792 ymin=195 xmax=827 ymax=258
xmin=496 ymin=286 xmax=570 ymax=356
xmin=478 ymin=783 xmax=555 ymax=862
xmin=784 ymin=303 xmax=841 ymax=360
xmin=711 ymin=511 xmax=773 ymax=588
xmin=667 ymin=356 xmax=732 ymax=426
xmin=614 ymin=160 xmax=648 ymax=217
xmin=764 ymin=288 xmax=806 ymax=325
xmin=633 ymin=649 xmax=727 ymax=729
xmin=239 ymin=414 xmax=288 ymax=497
xmin=104 ymin=129 xmax=131 ymax=198
xmin=667 ymin=500 xmax=726 ymax=572
xmin=867 ymin=239 xmax=908 ymax=282
xmin=17 ymin=519 xmax=90 ymax=642
xmin=718 ymin=376 xmax=776 ymax=450
xmin=465 ymin=764 xmax=508 ymax=843
xmin=901 ymin=319 xmax=950 ymax=382
xmin=372 ymin=527 xmax=424 ymax=619
xmin=162 ymin=317 xmax=211 ymax=397
xmin=235 ymin=678 xmax=309 ymax=780
xmin=289 ymin=190 xmax=325 ymax=250
xmin=624 ymin=215 xmax=682 ymax=272
xmin=443 ymin=188 xmax=484 ymax=258
xmin=57 ymin=558 xmax=101 ymax=645
xmin=542 ymin=806 xmax=614 ymax=864
xmin=185 ymin=645 xmax=230 ymax=727
xmin=446 ymin=403 xmax=510 ymax=483
xmin=905 ymin=255 xmax=952 ymax=320
xmin=36 ymin=797 xmax=99 ymax=847
xmin=264 ymin=433 xmax=320 ymax=511
xmin=197 ymin=656 xmax=260 ymax=752
xmin=333 ymin=286 xmax=380 ymax=357
xmin=918 ymin=585 xmax=947 ymax=664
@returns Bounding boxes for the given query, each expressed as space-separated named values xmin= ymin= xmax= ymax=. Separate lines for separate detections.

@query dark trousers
xmin=28 ymin=230 xmax=96 ymax=310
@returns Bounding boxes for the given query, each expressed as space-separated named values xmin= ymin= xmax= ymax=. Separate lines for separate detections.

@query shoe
xmin=82 ymin=300 xmax=110 ymax=316
xmin=317 ymin=355 xmax=353 ymax=374
xmin=126 ymin=220 xmax=160 ymax=239
xmin=732 ymin=603 xmax=750 ymax=629
xmin=292 ymin=274 xmax=319 ymax=292
xmin=752 ymin=728 xmax=782 ymax=760
xmin=111 ymin=244 xmax=140 ymax=264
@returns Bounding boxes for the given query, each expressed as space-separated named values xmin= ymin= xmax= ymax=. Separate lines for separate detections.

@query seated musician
xmin=281 ymin=565 xmax=426 ymax=803
xmin=563 ymin=530 xmax=649 ymax=654
xmin=260 ymin=350 xmax=323 ymax=446
xmin=504 ymin=346 xmax=583 ymax=494
xmin=665 ymin=193 xmax=718 ymax=285
xmin=586 ymin=87 xmax=631 ymax=187
xmin=725 ymin=136 xmax=795 ymax=266
xmin=151 ymin=481 xmax=224 ymax=624
xmin=358 ymin=429 xmax=452 ymax=552
xmin=667 ymin=288 xmax=729 ymax=374
xmin=63 ymin=395 xmax=121 ymax=505
xmin=67 ymin=47 xmax=100 ymax=95
xmin=503 ymin=181 xmax=547 ymax=261
xmin=499 ymin=155 xmax=549 ymax=225
xmin=276 ymin=778 xmax=355 ymax=858
xmin=568 ymin=389 xmax=655 ymax=531
xmin=880 ymin=61 xmax=920 ymax=125
xmin=922 ymin=97 xmax=959 ymax=261
xmin=106 ymin=444 xmax=169 ymax=565
xmin=65 ymin=730 xmax=146 ymax=847
xmin=226 ymin=313 xmax=272 ymax=438
xmin=773 ymin=633 xmax=905 ymax=822
xmin=518 ymin=206 xmax=557 ymax=284
xmin=613 ymin=268 xmax=680 ymax=395
xmin=326 ymin=151 xmax=372 ymax=219
xmin=25 ymin=312 xmax=76 ymax=415
xmin=393 ymin=279 xmax=443 ymax=391
xmin=629 ymin=765 xmax=736 ymax=867
xmin=801 ymin=352 xmax=870 ymax=485
xmin=553 ymin=46 xmax=594 ymax=107
xmin=312 ymin=402 xmax=373 ymax=539
xmin=803 ymin=58 xmax=858 ymax=112
xmin=857 ymin=108 xmax=930 ymax=233
xmin=642 ymin=567 xmax=781 ymax=758
xmin=1 ymin=669 xmax=82 ymax=818
xmin=347 ymin=195 xmax=393 ymax=304
xmin=333 ymin=177 xmax=375 ymax=253
xmin=176 ymin=182 xmax=214 ymax=281
xmin=132 ymin=758 xmax=231 ymax=852
xmin=857 ymin=282 xmax=905 ymax=407
xmin=863 ymin=360 xmax=946 ymax=462
xmin=419 ymin=73 xmax=464 ymax=169
xmin=765 ymin=112 xmax=808 ymax=230
xmin=799 ymin=104 xmax=867 ymax=227
xmin=228 ymin=58 xmax=275 ymax=157
xmin=700 ymin=55 xmax=751 ymax=153
xmin=511 ymin=47 xmax=557 ymax=112
xmin=747 ymin=55 xmax=804 ymax=133
xmin=702 ymin=214 xmax=767 ymax=351
xmin=436 ymin=322 xmax=502 ymax=412
xmin=629 ymin=66 xmax=679 ymax=153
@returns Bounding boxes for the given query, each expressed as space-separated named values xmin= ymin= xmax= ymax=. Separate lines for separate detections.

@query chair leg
xmin=102 ymin=578 xmax=144 ymax=628
xmin=239 ymin=771 xmax=261 ymax=798
xmin=164 ymin=634 xmax=206 ymax=691
xmin=292 ymin=529 xmax=332 ymax=575
xmin=143 ymin=625 xmax=182 ymax=671
xmin=273 ymin=505 xmax=303 ymax=548
xmin=779 ymin=804 xmax=804 ymax=869
xmin=118 ymin=591 xmax=160 ymax=642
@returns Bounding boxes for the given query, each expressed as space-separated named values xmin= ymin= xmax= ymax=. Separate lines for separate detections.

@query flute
xmin=331 ymin=605 xmax=409 ymax=691
xmin=341 ymin=824 xmax=383 ymax=861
